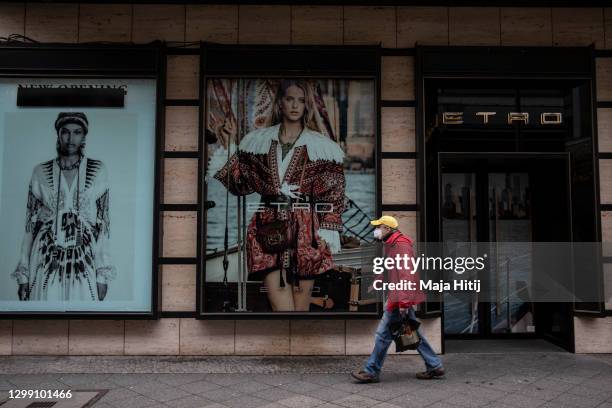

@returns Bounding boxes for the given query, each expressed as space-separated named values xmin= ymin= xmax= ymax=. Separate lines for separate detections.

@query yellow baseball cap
xmin=370 ymin=215 xmax=399 ymax=229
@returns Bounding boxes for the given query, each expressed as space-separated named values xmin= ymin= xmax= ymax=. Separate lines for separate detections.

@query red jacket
xmin=381 ymin=231 xmax=425 ymax=311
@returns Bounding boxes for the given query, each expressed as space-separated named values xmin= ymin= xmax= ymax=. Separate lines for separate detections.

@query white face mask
xmin=373 ymin=228 xmax=384 ymax=240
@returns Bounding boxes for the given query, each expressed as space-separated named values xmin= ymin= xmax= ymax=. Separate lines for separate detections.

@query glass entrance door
xmin=488 ymin=173 xmax=533 ymax=334
xmin=441 ymin=172 xmax=479 ymax=335
xmin=441 ymin=163 xmax=535 ymax=336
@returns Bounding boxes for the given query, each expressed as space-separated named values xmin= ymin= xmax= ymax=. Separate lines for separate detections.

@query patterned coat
xmin=214 ymin=124 xmax=346 ymax=281
xmin=12 ymin=156 xmax=115 ymax=301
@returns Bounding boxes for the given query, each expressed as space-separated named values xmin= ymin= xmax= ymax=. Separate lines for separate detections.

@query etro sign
xmin=439 ymin=112 xmax=563 ymax=125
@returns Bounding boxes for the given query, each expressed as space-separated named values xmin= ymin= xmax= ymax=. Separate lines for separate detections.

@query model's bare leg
xmin=264 ymin=269 xmax=295 ymax=311
xmin=292 ymin=279 xmax=315 ymax=311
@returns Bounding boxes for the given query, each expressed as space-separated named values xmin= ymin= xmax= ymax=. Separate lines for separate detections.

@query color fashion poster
xmin=204 ymin=78 xmax=378 ymax=313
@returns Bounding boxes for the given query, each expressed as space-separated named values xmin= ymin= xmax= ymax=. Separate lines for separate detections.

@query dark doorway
xmin=439 ymin=153 xmax=573 ymax=349
xmin=417 ymin=47 xmax=602 ymax=353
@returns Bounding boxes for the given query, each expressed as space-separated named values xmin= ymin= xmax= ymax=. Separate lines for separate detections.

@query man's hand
xmin=17 ymin=283 xmax=28 ymax=301
xmin=97 ymin=283 xmax=108 ymax=301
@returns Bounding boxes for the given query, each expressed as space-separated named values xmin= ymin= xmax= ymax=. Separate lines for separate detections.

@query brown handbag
xmin=255 ymin=149 xmax=307 ymax=253
xmin=255 ymin=216 xmax=294 ymax=253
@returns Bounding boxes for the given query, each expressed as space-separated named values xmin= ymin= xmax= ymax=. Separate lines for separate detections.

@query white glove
xmin=279 ymin=182 xmax=302 ymax=199
xmin=318 ymin=229 xmax=341 ymax=254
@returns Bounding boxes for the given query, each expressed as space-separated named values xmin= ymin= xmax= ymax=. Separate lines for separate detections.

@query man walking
xmin=352 ymin=216 xmax=444 ymax=383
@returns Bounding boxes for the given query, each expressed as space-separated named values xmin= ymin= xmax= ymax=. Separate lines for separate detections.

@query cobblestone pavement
xmin=0 ymin=352 xmax=611 ymax=408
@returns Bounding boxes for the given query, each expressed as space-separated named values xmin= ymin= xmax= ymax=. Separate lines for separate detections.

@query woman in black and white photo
xmin=12 ymin=112 xmax=115 ymax=301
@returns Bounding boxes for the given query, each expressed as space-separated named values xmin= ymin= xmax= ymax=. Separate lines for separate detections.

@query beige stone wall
xmin=0 ymin=3 xmax=611 ymax=355
xmin=574 ymin=316 xmax=612 ymax=353
xmin=584 ymin=54 xmax=612 ymax=354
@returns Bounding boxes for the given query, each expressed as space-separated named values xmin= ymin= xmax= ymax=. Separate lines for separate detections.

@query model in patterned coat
xmin=12 ymin=112 xmax=115 ymax=302
xmin=213 ymin=80 xmax=346 ymax=311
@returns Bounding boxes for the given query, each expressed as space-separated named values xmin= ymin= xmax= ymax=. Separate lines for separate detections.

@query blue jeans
xmin=363 ymin=307 xmax=443 ymax=376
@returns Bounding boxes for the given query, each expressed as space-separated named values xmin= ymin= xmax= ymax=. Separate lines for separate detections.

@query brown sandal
xmin=311 ymin=295 xmax=335 ymax=309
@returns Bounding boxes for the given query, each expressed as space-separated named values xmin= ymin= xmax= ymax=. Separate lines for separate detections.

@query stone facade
xmin=0 ymin=3 xmax=610 ymax=355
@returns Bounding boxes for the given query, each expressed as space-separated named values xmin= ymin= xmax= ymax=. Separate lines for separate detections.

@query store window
xmin=0 ymin=44 xmax=162 ymax=317
xmin=200 ymin=45 xmax=382 ymax=316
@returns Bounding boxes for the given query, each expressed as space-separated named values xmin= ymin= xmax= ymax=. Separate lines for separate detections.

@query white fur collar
xmin=238 ymin=124 xmax=345 ymax=164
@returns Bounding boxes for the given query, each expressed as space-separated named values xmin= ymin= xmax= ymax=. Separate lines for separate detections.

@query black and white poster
xmin=0 ymin=78 xmax=157 ymax=313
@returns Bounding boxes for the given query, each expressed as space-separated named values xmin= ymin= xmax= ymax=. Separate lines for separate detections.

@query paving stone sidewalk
xmin=0 ymin=353 xmax=611 ymax=408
